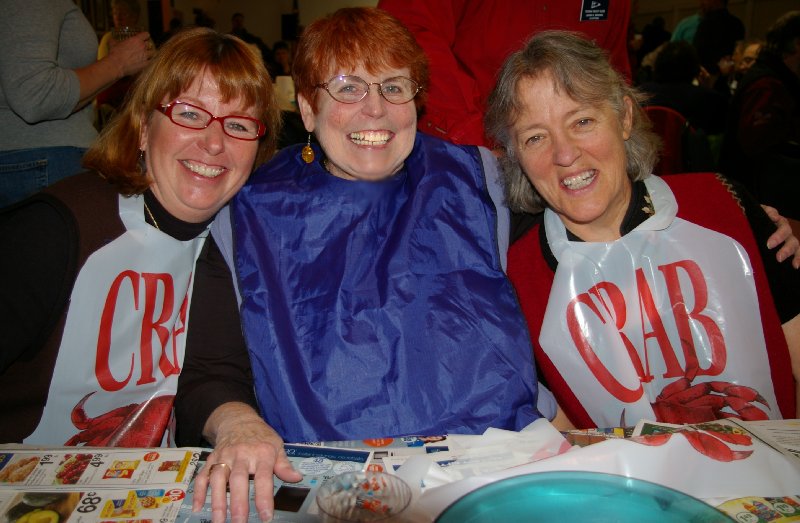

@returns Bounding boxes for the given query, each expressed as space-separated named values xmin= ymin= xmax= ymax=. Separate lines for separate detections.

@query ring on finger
xmin=208 ymin=462 xmax=231 ymax=476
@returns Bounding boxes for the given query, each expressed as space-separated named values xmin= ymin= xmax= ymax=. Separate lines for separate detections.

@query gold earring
xmin=301 ymin=134 xmax=314 ymax=163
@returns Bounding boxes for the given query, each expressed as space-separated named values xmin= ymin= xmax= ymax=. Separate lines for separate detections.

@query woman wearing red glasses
xmin=0 ymin=27 xmax=280 ymax=448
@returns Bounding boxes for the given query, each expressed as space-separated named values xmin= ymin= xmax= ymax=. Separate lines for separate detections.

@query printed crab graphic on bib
xmin=539 ymin=176 xmax=779 ymax=428
xmin=631 ymin=423 xmax=754 ymax=462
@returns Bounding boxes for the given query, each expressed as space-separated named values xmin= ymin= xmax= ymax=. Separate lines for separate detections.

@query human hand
xmin=191 ymin=403 xmax=303 ymax=523
xmin=763 ymin=205 xmax=800 ymax=269
xmin=696 ymin=66 xmax=712 ymax=89
xmin=107 ymin=32 xmax=154 ymax=77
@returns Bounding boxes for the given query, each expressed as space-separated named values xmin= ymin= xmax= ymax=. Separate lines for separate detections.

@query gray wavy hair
xmin=485 ymin=30 xmax=660 ymax=214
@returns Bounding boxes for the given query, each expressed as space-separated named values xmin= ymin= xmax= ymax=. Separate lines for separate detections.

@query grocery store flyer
xmin=0 ymin=487 xmax=188 ymax=523
xmin=0 ymin=448 xmax=202 ymax=523
xmin=717 ymin=495 xmax=800 ymax=522
xmin=728 ymin=419 xmax=800 ymax=462
xmin=0 ymin=449 xmax=200 ymax=487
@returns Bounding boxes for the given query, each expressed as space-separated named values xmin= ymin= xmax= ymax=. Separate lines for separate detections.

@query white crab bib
xmin=539 ymin=176 xmax=778 ymax=427
xmin=25 ymin=195 xmax=207 ymax=446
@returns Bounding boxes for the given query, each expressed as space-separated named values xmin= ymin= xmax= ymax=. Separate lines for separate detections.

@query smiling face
xmin=140 ymin=70 xmax=258 ymax=222
xmin=297 ymin=65 xmax=417 ymax=181
xmin=511 ymin=72 xmax=634 ymax=241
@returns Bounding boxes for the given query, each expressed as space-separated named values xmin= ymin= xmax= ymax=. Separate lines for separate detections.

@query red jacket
xmin=379 ymin=0 xmax=631 ymax=146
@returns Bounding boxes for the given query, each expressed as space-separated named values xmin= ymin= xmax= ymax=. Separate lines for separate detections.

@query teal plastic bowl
xmin=436 ymin=471 xmax=733 ymax=522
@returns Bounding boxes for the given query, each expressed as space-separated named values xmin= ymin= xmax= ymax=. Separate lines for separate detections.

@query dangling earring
xmin=138 ymin=149 xmax=147 ymax=174
xmin=301 ymin=134 xmax=314 ymax=163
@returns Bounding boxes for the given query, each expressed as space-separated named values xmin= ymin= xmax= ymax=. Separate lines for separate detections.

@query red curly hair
xmin=292 ymin=7 xmax=429 ymax=113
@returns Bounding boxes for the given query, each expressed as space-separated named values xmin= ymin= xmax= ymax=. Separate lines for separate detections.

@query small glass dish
xmin=316 ymin=471 xmax=412 ymax=522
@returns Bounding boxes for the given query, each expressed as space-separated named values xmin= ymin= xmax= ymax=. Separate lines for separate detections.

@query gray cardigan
xmin=0 ymin=0 xmax=99 ymax=151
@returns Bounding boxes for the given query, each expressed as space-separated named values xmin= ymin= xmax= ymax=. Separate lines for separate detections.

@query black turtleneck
xmin=142 ymin=190 xmax=212 ymax=241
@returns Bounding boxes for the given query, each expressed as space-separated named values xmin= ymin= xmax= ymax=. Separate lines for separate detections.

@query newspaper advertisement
xmin=0 ymin=448 xmax=201 ymax=523
xmin=728 ymin=419 xmax=800 ymax=462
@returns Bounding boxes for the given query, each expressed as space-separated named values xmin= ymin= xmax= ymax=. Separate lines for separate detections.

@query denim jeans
xmin=0 ymin=146 xmax=87 ymax=208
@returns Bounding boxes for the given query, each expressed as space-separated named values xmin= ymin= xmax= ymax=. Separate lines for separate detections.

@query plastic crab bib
xmin=538 ymin=176 xmax=779 ymax=427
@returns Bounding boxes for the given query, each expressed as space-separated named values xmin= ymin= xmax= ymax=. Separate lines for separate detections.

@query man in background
xmin=693 ymin=0 xmax=745 ymax=77
xmin=721 ymin=11 xmax=800 ymax=221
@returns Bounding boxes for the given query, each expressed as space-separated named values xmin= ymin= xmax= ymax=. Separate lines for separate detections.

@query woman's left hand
xmin=192 ymin=402 xmax=303 ymax=523
xmin=762 ymin=205 xmax=800 ymax=269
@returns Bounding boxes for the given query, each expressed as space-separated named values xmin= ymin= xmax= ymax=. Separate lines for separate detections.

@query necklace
xmin=143 ymin=200 xmax=160 ymax=230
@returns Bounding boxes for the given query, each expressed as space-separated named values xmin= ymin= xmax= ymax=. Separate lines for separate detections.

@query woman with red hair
xmin=179 ymin=8 xmax=552 ymax=522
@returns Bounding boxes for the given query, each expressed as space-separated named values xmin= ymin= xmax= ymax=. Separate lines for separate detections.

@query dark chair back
xmin=644 ymin=105 xmax=688 ymax=175
xmin=644 ymin=105 xmax=717 ymax=175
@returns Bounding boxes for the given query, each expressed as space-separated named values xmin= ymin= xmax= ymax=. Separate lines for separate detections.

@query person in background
xmin=193 ymin=8 xmax=215 ymax=29
xmin=160 ymin=9 xmax=185 ymax=45
xmin=637 ymin=15 xmax=671 ymax=67
xmin=378 ymin=0 xmax=632 ymax=147
xmin=693 ymin=0 xmax=745 ymax=78
xmin=177 ymin=8 xmax=553 ymax=522
xmin=735 ymin=39 xmax=763 ymax=76
xmin=671 ymin=11 xmax=702 ymax=44
xmin=268 ymin=40 xmax=293 ymax=79
xmin=268 ymin=39 xmax=304 ymax=146
xmin=722 ymin=38 xmax=763 ymax=95
xmin=0 ymin=28 xmax=280 ymax=448
xmin=95 ymin=0 xmax=145 ymax=129
xmin=230 ymin=12 xmax=270 ymax=65
xmin=485 ymin=30 xmax=800 ymax=430
xmin=720 ymin=11 xmax=800 ymax=221
xmin=98 ymin=0 xmax=142 ymax=59
xmin=639 ymin=41 xmax=728 ymax=135
xmin=0 ymin=0 xmax=153 ymax=207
